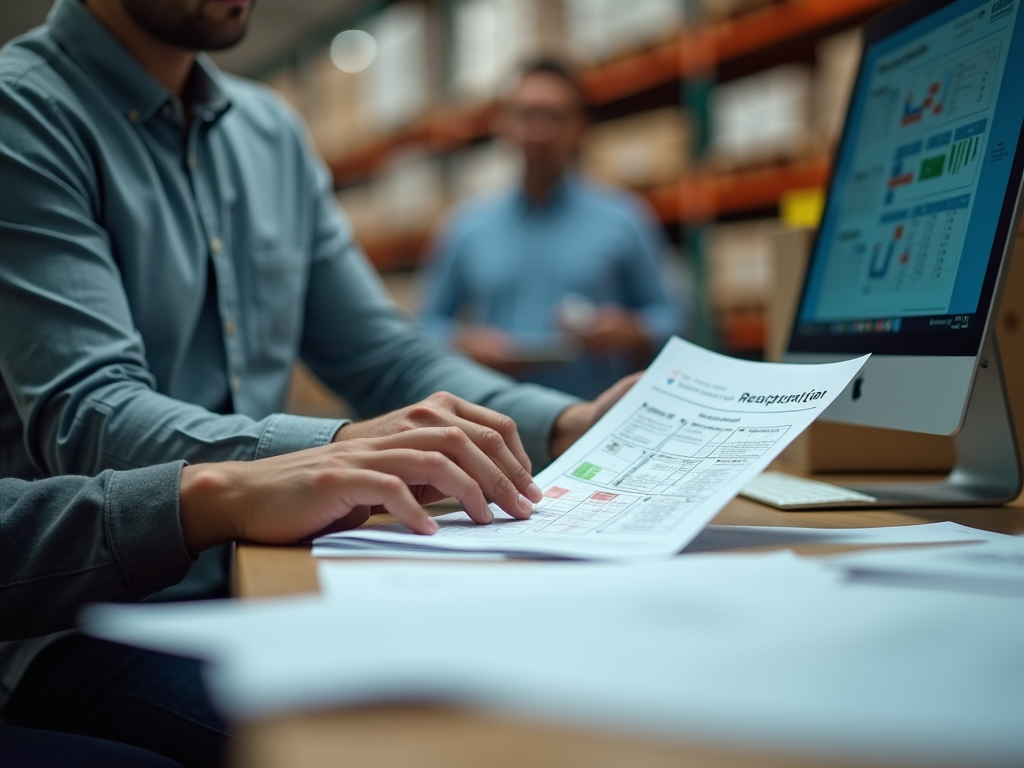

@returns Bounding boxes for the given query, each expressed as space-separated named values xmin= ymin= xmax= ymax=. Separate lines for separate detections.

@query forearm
xmin=24 ymin=376 xmax=342 ymax=477
xmin=303 ymin=250 xmax=578 ymax=467
xmin=0 ymin=463 xmax=194 ymax=641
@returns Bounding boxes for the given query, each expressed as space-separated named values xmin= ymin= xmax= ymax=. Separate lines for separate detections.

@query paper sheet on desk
xmin=826 ymin=534 xmax=1024 ymax=593
xmin=314 ymin=337 xmax=869 ymax=561
xmin=82 ymin=553 xmax=1024 ymax=765
xmin=682 ymin=521 xmax=1012 ymax=553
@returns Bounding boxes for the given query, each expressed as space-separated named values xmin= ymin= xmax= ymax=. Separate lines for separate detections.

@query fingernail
xmin=526 ymin=482 xmax=543 ymax=503
xmin=517 ymin=493 xmax=534 ymax=514
xmin=425 ymin=517 xmax=439 ymax=534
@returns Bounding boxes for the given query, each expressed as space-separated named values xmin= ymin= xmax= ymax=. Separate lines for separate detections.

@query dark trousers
xmin=0 ymin=722 xmax=183 ymax=768
xmin=2 ymin=634 xmax=233 ymax=768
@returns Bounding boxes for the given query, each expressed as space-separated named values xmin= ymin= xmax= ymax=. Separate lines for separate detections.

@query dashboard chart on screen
xmin=804 ymin=0 xmax=1022 ymax=333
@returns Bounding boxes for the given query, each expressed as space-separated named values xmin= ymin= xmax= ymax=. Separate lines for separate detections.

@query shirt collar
xmin=48 ymin=0 xmax=232 ymax=125
xmin=514 ymin=172 xmax=579 ymax=213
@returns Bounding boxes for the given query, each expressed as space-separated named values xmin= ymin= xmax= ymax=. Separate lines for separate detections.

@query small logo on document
xmin=667 ymin=369 xmax=680 ymax=385
xmin=852 ymin=376 xmax=864 ymax=401
xmin=992 ymin=0 xmax=1014 ymax=22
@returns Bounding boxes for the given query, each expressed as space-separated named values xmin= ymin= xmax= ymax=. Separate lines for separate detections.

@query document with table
xmin=314 ymin=337 xmax=869 ymax=560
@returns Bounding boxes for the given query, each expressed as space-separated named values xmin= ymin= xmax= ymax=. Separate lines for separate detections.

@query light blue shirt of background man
xmin=420 ymin=60 xmax=683 ymax=401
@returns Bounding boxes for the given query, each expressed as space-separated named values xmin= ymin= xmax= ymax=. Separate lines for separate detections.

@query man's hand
xmin=549 ymin=373 xmax=641 ymax=459
xmin=177 ymin=431 xmax=530 ymax=557
xmin=454 ymin=326 xmax=523 ymax=374
xmin=571 ymin=306 xmax=650 ymax=359
xmin=333 ymin=392 xmax=543 ymax=517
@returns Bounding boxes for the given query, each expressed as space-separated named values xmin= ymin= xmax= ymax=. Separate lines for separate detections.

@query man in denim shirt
xmin=0 ymin=0 xmax=630 ymax=763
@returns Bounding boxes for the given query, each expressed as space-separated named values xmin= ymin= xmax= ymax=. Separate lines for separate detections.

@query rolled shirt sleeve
xmin=0 ymin=462 xmax=194 ymax=642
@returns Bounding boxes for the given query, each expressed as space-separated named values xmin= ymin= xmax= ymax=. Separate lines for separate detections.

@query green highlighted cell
xmin=572 ymin=462 xmax=602 ymax=480
xmin=919 ymin=155 xmax=945 ymax=180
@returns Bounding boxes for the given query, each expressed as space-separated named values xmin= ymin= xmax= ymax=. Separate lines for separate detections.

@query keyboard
xmin=741 ymin=471 xmax=878 ymax=510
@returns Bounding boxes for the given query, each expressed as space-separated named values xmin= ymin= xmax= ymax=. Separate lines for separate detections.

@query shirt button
xmin=126 ymin=108 xmax=139 ymax=122
xmin=224 ymin=319 xmax=238 ymax=337
xmin=210 ymin=237 xmax=223 ymax=254
xmin=230 ymin=376 xmax=242 ymax=394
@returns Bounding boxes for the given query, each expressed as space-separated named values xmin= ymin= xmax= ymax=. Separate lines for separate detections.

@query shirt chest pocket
xmin=248 ymin=249 xmax=310 ymax=364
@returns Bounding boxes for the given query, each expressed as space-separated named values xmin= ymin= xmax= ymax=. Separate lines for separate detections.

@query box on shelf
xmin=364 ymin=1 xmax=432 ymax=131
xmin=565 ymin=0 xmax=684 ymax=63
xmin=450 ymin=141 xmax=522 ymax=201
xmin=336 ymin=181 xmax=386 ymax=244
xmin=705 ymin=219 xmax=778 ymax=313
xmin=698 ymin=0 xmax=774 ymax=23
xmin=451 ymin=0 xmax=565 ymax=101
xmin=264 ymin=66 xmax=301 ymax=113
xmin=375 ymin=149 xmax=449 ymax=234
xmin=301 ymin=50 xmax=370 ymax=161
xmin=813 ymin=28 xmax=862 ymax=153
xmin=710 ymin=65 xmax=814 ymax=168
xmin=582 ymin=107 xmax=692 ymax=189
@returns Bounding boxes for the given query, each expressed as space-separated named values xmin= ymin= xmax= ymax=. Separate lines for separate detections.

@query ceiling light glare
xmin=330 ymin=30 xmax=377 ymax=73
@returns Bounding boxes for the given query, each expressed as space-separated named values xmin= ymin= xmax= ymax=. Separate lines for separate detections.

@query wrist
xmin=179 ymin=463 xmax=244 ymax=557
xmin=550 ymin=403 xmax=588 ymax=459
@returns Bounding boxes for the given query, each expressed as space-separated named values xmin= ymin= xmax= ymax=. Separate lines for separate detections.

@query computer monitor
xmin=785 ymin=0 xmax=1024 ymax=506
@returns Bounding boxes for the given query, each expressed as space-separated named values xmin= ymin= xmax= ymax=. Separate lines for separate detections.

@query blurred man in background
xmin=420 ymin=59 xmax=683 ymax=400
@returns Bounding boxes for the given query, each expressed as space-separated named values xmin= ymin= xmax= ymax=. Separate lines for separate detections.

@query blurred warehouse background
xmin=0 ymin=0 xmax=901 ymax=413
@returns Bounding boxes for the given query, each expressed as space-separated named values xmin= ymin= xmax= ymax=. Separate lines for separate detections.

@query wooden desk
xmin=232 ymin=491 xmax=1024 ymax=768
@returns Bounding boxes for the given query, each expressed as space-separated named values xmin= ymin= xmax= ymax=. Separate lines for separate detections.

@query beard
xmin=120 ymin=0 xmax=254 ymax=51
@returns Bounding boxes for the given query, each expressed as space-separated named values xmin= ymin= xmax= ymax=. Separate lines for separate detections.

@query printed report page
xmin=315 ymin=338 xmax=867 ymax=560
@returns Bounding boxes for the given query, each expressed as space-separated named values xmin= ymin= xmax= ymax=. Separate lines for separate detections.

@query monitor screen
xmin=790 ymin=0 xmax=1024 ymax=358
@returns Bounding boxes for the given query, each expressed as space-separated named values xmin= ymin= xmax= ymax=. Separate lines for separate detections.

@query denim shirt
xmin=0 ymin=0 xmax=577 ymax=481
xmin=419 ymin=176 xmax=682 ymax=400
xmin=0 ymin=0 xmax=578 ymax=703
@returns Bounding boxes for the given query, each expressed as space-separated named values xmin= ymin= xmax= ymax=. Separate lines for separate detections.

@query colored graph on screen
xmin=866 ymin=195 xmax=969 ymax=293
xmin=902 ymin=78 xmax=946 ymax=126
xmin=884 ymin=117 xmax=987 ymax=206
xmin=900 ymin=38 xmax=1000 ymax=133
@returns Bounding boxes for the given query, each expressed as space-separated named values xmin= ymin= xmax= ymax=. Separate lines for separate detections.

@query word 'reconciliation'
xmin=738 ymin=390 xmax=827 ymax=407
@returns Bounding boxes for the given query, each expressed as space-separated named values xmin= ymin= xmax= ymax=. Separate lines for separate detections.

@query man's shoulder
xmin=445 ymin=188 xmax=516 ymax=233
xmin=0 ymin=30 xmax=66 ymax=96
xmin=573 ymin=177 xmax=653 ymax=222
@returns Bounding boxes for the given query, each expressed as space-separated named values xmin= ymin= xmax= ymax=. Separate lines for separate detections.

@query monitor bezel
xmin=788 ymin=0 xmax=1024 ymax=358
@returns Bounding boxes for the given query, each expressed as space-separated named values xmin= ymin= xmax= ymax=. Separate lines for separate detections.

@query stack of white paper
xmin=314 ymin=338 xmax=868 ymax=561
xmin=82 ymin=552 xmax=1024 ymax=766
xmin=826 ymin=535 xmax=1024 ymax=594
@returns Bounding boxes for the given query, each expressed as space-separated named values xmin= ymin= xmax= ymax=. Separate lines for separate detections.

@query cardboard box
xmin=264 ymin=66 xmax=301 ymax=113
xmin=451 ymin=0 xmax=565 ymax=100
xmin=711 ymin=65 xmax=814 ymax=168
xmin=813 ymin=28 xmax=862 ymax=153
xmin=565 ymin=0 xmax=684 ymax=63
xmin=301 ymin=50 xmax=370 ymax=160
xmin=450 ymin=141 xmax=522 ymax=201
xmin=363 ymin=2 xmax=432 ymax=131
xmin=582 ymin=108 xmax=693 ymax=189
xmin=768 ymin=224 xmax=1024 ymax=475
xmin=375 ymin=149 xmax=449 ymax=234
xmin=336 ymin=182 xmax=386 ymax=243
xmin=706 ymin=219 xmax=778 ymax=313
xmin=699 ymin=0 xmax=774 ymax=23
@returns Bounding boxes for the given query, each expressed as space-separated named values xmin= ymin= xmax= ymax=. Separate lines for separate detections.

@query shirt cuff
xmin=104 ymin=461 xmax=195 ymax=594
xmin=255 ymin=413 xmax=348 ymax=459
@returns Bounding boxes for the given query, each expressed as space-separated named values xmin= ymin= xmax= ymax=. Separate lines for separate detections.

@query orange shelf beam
xmin=359 ymin=159 xmax=831 ymax=271
xmin=329 ymin=0 xmax=894 ymax=186
xmin=641 ymin=157 xmax=831 ymax=224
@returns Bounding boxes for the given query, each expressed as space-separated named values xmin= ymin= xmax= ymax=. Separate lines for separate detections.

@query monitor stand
xmin=825 ymin=331 xmax=1022 ymax=508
